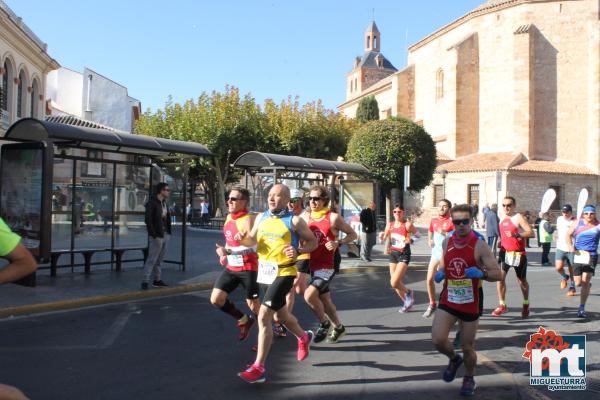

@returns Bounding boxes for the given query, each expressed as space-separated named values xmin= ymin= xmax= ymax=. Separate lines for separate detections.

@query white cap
xmin=290 ymin=189 xmax=304 ymax=199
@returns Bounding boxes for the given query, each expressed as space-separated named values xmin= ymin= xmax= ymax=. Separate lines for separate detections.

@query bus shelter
xmin=0 ymin=118 xmax=212 ymax=284
xmin=232 ymin=151 xmax=376 ymax=236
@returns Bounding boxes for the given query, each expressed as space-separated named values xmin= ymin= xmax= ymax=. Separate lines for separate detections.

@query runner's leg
xmin=459 ymin=320 xmax=479 ymax=376
xmin=431 ymin=308 xmax=459 ymax=359
xmin=580 ymin=272 xmax=593 ymax=305
xmin=275 ymin=305 xmax=306 ymax=338
xmin=321 ymin=292 xmax=341 ymax=327
xmin=255 ymin=305 xmax=275 ymax=365
xmin=426 ymin=258 xmax=439 ymax=305
xmin=496 ymin=269 xmax=507 ymax=304
xmin=391 ymin=262 xmax=409 ymax=300
xmin=304 ymin=284 xmax=327 ymax=322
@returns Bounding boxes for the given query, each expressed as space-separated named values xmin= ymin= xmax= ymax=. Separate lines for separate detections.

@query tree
xmin=346 ymin=117 xmax=436 ymax=193
xmin=356 ymin=96 xmax=380 ymax=123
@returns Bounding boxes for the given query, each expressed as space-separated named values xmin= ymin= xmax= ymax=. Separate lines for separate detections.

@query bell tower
xmin=365 ymin=21 xmax=380 ymax=52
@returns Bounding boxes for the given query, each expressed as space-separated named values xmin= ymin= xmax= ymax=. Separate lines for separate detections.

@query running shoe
xmin=327 ymin=325 xmax=346 ymax=343
xmin=313 ymin=320 xmax=331 ymax=343
xmin=460 ymin=376 xmax=476 ymax=396
xmin=238 ymin=315 xmax=255 ymax=341
xmin=453 ymin=330 xmax=461 ymax=349
xmin=422 ymin=304 xmax=436 ymax=318
xmin=297 ymin=330 xmax=314 ymax=361
xmin=491 ymin=304 xmax=507 ymax=317
xmin=567 ymin=287 xmax=577 ymax=297
xmin=152 ymin=280 xmax=168 ymax=288
xmin=443 ymin=354 xmax=463 ymax=382
xmin=273 ymin=322 xmax=287 ymax=338
xmin=141 ymin=282 xmax=149 ymax=290
xmin=522 ymin=304 xmax=530 ymax=319
xmin=577 ymin=305 xmax=588 ymax=319
xmin=238 ymin=365 xmax=265 ymax=384
xmin=404 ymin=289 xmax=414 ymax=309
xmin=560 ymin=278 xmax=569 ymax=289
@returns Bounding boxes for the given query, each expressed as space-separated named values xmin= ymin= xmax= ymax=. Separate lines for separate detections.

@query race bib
xmin=314 ymin=269 xmax=334 ymax=281
xmin=257 ymin=261 xmax=278 ymax=284
xmin=505 ymin=251 xmax=522 ymax=267
xmin=226 ymin=254 xmax=244 ymax=267
xmin=574 ymin=250 xmax=590 ymax=265
xmin=447 ymin=279 xmax=474 ymax=304
xmin=391 ymin=233 xmax=406 ymax=249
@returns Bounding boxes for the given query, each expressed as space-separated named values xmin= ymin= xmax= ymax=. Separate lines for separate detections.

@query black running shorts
xmin=295 ymin=259 xmax=310 ymax=275
xmin=261 ymin=276 xmax=295 ymax=311
xmin=309 ymin=269 xmax=336 ymax=294
xmin=438 ymin=287 xmax=484 ymax=322
xmin=499 ymin=249 xmax=528 ymax=280
xmin=214 ymin=269 xmax=259 ymax=300
xmin=389 ymin=249 xmax=411 ymax=264
xmin=573 ymin=255 xmax=598 ymax=276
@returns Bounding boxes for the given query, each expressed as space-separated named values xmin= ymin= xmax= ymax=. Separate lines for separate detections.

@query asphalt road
xmin=1 ymin=267 xmax=599 ymax=400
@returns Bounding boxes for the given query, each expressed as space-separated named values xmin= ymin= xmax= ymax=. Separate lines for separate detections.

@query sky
xmin=10 ymin=0 xmax=484 ymax=113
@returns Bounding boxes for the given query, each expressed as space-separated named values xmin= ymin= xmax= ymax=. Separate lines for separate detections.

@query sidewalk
xmin=0 ymin=229 xmax=553 ymax=317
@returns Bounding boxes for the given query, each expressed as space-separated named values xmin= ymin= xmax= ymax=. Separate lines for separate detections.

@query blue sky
xmin=11 ymin=0 xmax=483 ymax=112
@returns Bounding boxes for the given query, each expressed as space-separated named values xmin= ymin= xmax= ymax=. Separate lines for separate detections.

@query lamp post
xmin=440 ymin=169 xmax=448 ymax=199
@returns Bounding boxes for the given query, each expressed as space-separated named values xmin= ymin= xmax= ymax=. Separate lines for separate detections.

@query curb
xmin=0 ymin=262 xmax=429 ymax=318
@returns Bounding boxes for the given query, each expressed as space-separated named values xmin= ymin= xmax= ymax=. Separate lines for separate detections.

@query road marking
xmin=97 ymin=309 xmax=134 ymax=349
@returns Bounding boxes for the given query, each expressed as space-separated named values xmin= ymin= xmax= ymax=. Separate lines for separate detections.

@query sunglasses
xmin=290 ymin=198 xmax=302 ymax=203
xmin=452 ymin=218 xmax=471 ymax=226
xmin=309 ymin=197 xmax=324 ymax=202
xmin=502 ymin=203 xmax=513 ymax=208
xmin=227 ymin=197 xmax=240 ymax=202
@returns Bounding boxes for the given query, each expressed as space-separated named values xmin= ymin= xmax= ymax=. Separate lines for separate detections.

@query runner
xmin=379 ymin=204 xmax=419 ymax=313
xmin=555 ymin=204 xmax=577 ymax=296
xmin=210 ymin=188 xmax=260 ymax=341
xmin=272 ymin=188 xmax=310 ymax=338
xmin=566 ymin=205 xmax=600 ymax=318
xmin=424 ymin=199 xmax=454 ymax=318
xmin=431 ymin=204 xmax=502 ymax=396
xmin=492 ymin=196 xmax=534 ymax=318
xmin=235 ymin=184 xmax=318 ymax=383
xmin=303 ymin=185 xmax=357 ymax=343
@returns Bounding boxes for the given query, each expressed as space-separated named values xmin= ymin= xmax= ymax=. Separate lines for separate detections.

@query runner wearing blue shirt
xmin=567 ymin=205 xmax=600 ymax=318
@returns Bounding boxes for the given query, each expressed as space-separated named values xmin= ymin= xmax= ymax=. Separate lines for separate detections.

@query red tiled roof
xmin=511 ymin=160 xmax=596 ymax=176
xmin=436 ymin=150 xmax=452 ymax=161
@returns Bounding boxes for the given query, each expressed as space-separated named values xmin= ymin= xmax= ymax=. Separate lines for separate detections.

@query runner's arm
xmin=333 ymin=214 xmax=357 ymax=245
xmin=474 ymin=241 xmax=502 ymax=282
xmin=235 ymin=215 xmax=260 ymax=247
xmin=292 ymin=216 xmax=318 ymax=255
xmin=566 ymin=220 xmax=578 ymax=251
xmin=0 ymin=243 xmax=37 ymax=285
xmin=517 ymin=215 xmax=534 ymax=238
xmin=379 ymin=223 xmax=391 ymax=242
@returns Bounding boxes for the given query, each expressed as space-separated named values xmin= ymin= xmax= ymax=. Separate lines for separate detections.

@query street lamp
xmin=440 ymin=169 xmax=448 ymax=199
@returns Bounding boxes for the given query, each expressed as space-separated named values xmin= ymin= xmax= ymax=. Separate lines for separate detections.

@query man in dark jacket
xmin=359 ymin=201 xmax=377 ymax=262
xmin=141 ymin=182 xmax=171 ymax=290
xmin=484 ymin=204 xmax=500 ymax=256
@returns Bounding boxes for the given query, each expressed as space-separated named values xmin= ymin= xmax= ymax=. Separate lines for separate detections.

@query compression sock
xmin=499 ymin=299 xmax=506 ymax=306
xmin=220 ymin=299 xmax=244 ymax=319
xmin=562 ymin=273 xmax=569 ymax=280
xmin=523 ymin=299 xmax=529 ymax=305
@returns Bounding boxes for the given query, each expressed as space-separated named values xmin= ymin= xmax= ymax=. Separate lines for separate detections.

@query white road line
xmin=97 ymin=309 xmax=134 ymax=349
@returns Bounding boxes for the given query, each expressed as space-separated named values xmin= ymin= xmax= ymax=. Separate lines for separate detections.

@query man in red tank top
xmin=303 ymin=185 xmax=357 ymax=344
xmin=431 ymin=204 xmax=502 ymax=396
xmin=491 ymin=196 xmax=534 ymax=318
xmin=210 ymin=188 xmax=260 ymax=341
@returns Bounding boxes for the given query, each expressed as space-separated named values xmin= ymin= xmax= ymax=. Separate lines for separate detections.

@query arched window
xmin=373 ymin=36 xmax=377 ymax=49
xmin=17 ymin=69 xmax=27 ymax=118
xmin=366 ymin=35 xmax=370 ymax=49
xmin=349 ymin=80 xmax=353 ymax=93
xmin=2 ymin=59 xmax=14 ymax=114
xmin=30 ymin=78 xmax=39 ymax=118
xmin=354 ymin=78 xmax=358 ymax=91
xmin=436 ymin=69 xmax=444 ymax=101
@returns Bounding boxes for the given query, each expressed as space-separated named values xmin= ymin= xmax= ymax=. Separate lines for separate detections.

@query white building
xmin=46 ymin=67 xmax=141 ymax=133
xmin=0 ymin=0 xmax=59 ymax=133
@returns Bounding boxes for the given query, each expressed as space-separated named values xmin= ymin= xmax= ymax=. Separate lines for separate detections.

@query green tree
xmin=355 ymin=96 xmax=380 ymax=123
xmin=346 ymin=117 xmax=436 ymax=192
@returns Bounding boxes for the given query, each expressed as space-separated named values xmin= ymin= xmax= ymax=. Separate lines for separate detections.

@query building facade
xmin=0 ymin=1 xmax=59 ymax=133
xmin=46 ymin=67 xmax=141 ymax=133
xmin=339 ymin=0 xmax=600 ymax=221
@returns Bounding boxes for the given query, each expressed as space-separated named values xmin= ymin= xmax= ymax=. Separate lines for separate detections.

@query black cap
xmin=562 ymin=204 xmax=573 ymax=212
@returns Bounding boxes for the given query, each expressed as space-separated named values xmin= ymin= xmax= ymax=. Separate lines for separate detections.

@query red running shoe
xmin=297 ymin=330 xmax=314 ymax=361
xmin=238 ymin=315 xmax=255 ymax=341
xmin=491 ymin=304 xmax=507 ymax=317
xmin=238 ymin=364 xmax=265 ymax=384
xmin=521 ymin=304 xmax=530 ymax=319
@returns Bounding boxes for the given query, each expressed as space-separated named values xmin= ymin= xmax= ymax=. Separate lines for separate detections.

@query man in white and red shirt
xmin=211 ymin=188 xmax=260 ymax=341
xmin=424 ymin=199 xmax=455 ymax=318
xmin=492 ymin=196 xmax=534 ymax=318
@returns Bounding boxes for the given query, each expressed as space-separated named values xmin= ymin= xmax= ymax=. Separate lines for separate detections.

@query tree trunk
xmin=213 ymin=160 xmax=227 ymax=218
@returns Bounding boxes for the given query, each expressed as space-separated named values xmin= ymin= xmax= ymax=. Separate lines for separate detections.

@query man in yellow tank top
xmin=235 ymin=184 xmax=318 ymax=384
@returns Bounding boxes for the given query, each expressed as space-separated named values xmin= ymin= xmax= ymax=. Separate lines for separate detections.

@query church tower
xmin=346 ymin=21 xmax=397 ymax=100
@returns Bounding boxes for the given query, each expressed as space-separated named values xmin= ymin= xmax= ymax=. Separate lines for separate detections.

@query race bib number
xmin=505 ymin=251 xmax=522 ymax=267
xmin=447 ymin=279 xmax=474 ymax=304
xmin=257 ymin=261 xmax=278 ymax=284
xmin=226 ymin=255 xmax=244 ymax=267
xmin=574 ymin=250 xmax=590 ymax=265
xmin=391 ymin=233 xmax=406 ymax=249
xmin=314 ymin=269 xmax=334 ymax=281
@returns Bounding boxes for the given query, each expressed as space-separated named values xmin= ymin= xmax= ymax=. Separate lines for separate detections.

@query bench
xmin=50 ymin=247 xmax=148 ymax=276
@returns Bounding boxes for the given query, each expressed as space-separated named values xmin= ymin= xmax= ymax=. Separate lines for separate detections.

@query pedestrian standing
xmin=471 ymin=200 xmax=480 ymax=228
xmin=200 ymin=199 xmax=210 ymax=226
xmin=141 ymin=182 xmax=171 ymax=290
xmin=482 ymin=203 xmax=490 ymax=225
xmin=484 ymin=204 xmax=500 ymax=255
xmin=359 ymin=201 xmax=377 ymax=262
xmin=538 ymin=212 xmax=555 ymax=266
